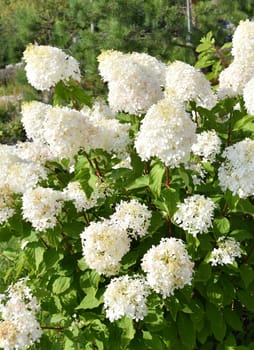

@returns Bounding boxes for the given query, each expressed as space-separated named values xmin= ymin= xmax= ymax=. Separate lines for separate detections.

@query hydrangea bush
xmin=1 ymin=20 xmax=254 ymax=349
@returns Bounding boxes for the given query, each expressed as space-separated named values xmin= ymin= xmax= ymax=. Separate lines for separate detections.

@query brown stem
xmin=227 ymin=113 xmax=233 ymax=146
xmin=93 ymin=158 xmax=103 ymax=179
xmin=167 ymin=216 xmax=174 ymax=236
xmin=41 ymin=326 xmax=65 ymax=332
xmin=40 ymin=237 xmax=50 ymax=249
xmin=221 ymin=202 xmax=228 ymax=216
xmin=165 ymin=166 xmax=170 ymax=188
xmin=84 ymin=151 xmax=103 ymax=180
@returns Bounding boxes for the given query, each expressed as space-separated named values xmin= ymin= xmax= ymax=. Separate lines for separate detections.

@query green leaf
xmin=143 ymin=331 xmax=165 ymax=350
xmin=206 ymin=302 xmax=226 ymax=341
xmin=240 ymin=264 xmax=254 ymax=288
xmin=238 ymin=290 xmax=254 ymax=312
xmin=25 ymin=242 xmax=45 ymax=271
xmin=231 ymin=229 xmax=253 ymax=241
xmin=0 ymin=226 xmax=13 ymax=242
xmin=52 ymin=276 xmax=72 ymax=295
xmin=177 ymin=313 xmax=196 ymax=349
xmin=149 ymin=161 xmax=165 ymax=198
xmin=194 ymin=263 xmax=211 ymax=282
xmin=76 ymin=287 xmax=103 ymax=310
xmin=213 ymin=217 xmax=230 ymax=235
xmin=164 ymin=297 xmax=180 ymax=321
xmin=224 ymin=308 xmax=243 ymax=331
xmin=43 ymin=248 xmax=64 ymax=270
xmin=126 ymin=175 xmax=149 ymax=191
xmin=232 ymin=115 xmax=254 ymax=131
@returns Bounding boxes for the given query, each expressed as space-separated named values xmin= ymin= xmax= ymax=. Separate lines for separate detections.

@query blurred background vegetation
xmin=0 ymin=0 xmax=253 ymax=144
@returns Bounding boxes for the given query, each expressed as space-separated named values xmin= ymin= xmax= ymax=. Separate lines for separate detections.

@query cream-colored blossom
xmin=173 ymin=194 xmax=216 ymax=236
xmin=43 ymin=106 xmax=98 ymax=160
xmin=0 ymin=185 xmax=15 ymax=225
xmin=218 ymin=138 xmax=254 ymax=198
xmin=82 ymin=100 xmax=131 ymax=157
xmin=232 ymin=19 xmax=254 ymax=61
xmin=141 ymin=238 xmax=194 ymax=298
xmin=22 ymin=186 xmax=63 ymax=231
xmin=110 ymin=199 xmax=152 ymax=239
xmin=80 ymin=219 xmax=131 ymax=276
xmin=104 ymin=275 xmax=150 ymax=322
xmin=243 ymin=76 xmax=254 ymax=115
xmin=165 ymin=60 xmax=216 ymax=109
xmin=135 ymin=98 xmax=197 ymax=167
xmin=21 ymin=101 xmax=51 ymax=142
xmin=210 ymin=237 xmax=242 ymax=266
xmin=217 ymin=60 xmax=254 ymax=98
xmin=0 ymin=279 xmax=42 ymax=350
xmin=23 ymin=44 xmax=80 ymax=90
xmin=98 ymin=50 xmax=166 ymax=115
xmin=191 ymin=129 xmax=222 ymax=162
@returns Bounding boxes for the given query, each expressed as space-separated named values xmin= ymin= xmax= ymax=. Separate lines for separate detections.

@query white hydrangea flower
xmin=0 ymin=145 xmax=48 ymax=194
xmin=97 ymin=49 xmax=125 ymax=82
xmin=63 ymin=181 xmax=102 ymax=212
xmin=217 ymin=60 xmax=254 ymax=98
xmin=21 ymin=101 xmax=51 ymax=142
xmin=232 ymin=19 xmax=254 ymax=61
xmin=173 ymin=194 xmax=216 ymax=236
xmin=14 ymin=141 xmax=57 ymax=164
xmin=98 ymin=50 xmax=166 ymax=115
xmin=110 ymin=199 xmax=152 ymax=239
xmin=165 ymin=60 xmax=217 ymax=109
xmin=104 ymin=275 xmax=150 ymax=322
xmin=243 ymin=76 xmax=254 ymax=115
xmin=210 ymin=237 xmax=242 ymax=266
xmin=23 ymin=44 xmax=81 ymax=91
xmin=22 ymin=186 xmax=63 ymax=231
xmin=218 ymin=138 xmax=254 ymax=198
xmin=80 ymin=219 xmax=131 ymax=276
xmin=141 ymin=238 xmax=194 ymax=298
xmin=191 ymin=129 xmax=222 ymax=162
xmin=0 ymin=185 xmax=15 ymax=225
xmin=43 ymin=106 xmax=98 ymax=161
xmin=135 ymin=98 xmax=197 ymax=167
xmin=82 ymin=100 xmax=131 ymax=157
xmin=0 ymin=278 xmax=42 ymax=350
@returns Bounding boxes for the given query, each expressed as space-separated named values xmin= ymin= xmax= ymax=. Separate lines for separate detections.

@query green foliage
xmin=1 ymin=15 xmax=254 ymax=350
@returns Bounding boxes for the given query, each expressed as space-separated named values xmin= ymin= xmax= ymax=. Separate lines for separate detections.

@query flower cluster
xmin=210 ymin=237 xmax=242 ymax=266
xmin=0 ymin=279 xmax=42 ymax=350
xmin=135 ymin=98 xmax=197 ymax=167
xmin=22 ymin=186 xmax=63 ymax=231
xmin=104 ymin=275 xmax=150 ymax=322
xmin=80 ymin=219 xmax=131 ymax=276
xmin=218 ymin=138 xmax=254 ymax=198
xmin=0 ymin=144 xmax=47 ymax=194
xmin=110 ymin=199 xmax=152 ymax=239
xmin=23 ymin=44 xmax=80 ymax=90
xmin=191 ymin=130 xmax=222 ymax=162
xmin=63 ymin=181 xmax=102 ymax=212
xmin=165 ymin=60 xmax=216 ymax=109
xmin=82 ymin=99 xmax=131 ymax=157
xmin=173 ymin=194 xmax=216 ymax=236
xmin=141 ymin=238 xmax=194 ymax=298
xmin=0 ymin=185 xmax=15 ymax=225
xmin=81 ymin=199 xmax=152 ymax=275
xmin=218 ymin=19 xmax=254 ymax=98
xmin=43 ymin=106 xmax=98 ymax=161
xmin=21 ymin=101 xmax=51 ymax=142
xmin=243 ymin=76 xmax=254 ymax=115
xmin=98 ymin=50 xmax=166 ymax=115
